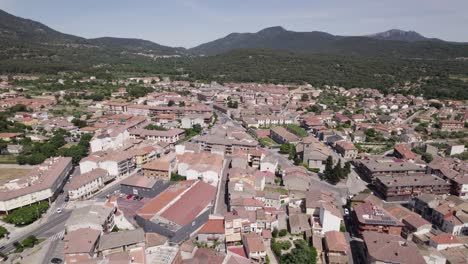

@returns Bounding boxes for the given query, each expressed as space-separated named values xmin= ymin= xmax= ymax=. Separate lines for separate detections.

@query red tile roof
xmin=198 ymin=218 xmax=225 ymax=234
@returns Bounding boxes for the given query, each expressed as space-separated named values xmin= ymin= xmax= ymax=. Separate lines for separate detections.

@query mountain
xmin=0 ymin=9 xmax=184 ymax=58
xmin=190 ymin=26 xmax=468 ymax=58
xmin=366 ymin=29 xmax=430 ymax=42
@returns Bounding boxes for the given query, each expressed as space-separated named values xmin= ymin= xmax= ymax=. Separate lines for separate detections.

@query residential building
xmin=334 ymin=141 xmax=358 ymax=159
xmin=374 ymin=174 xmax=451 ymax=201
xmin=242 ymin=233 xmax=266 ymax=263
xmin=270 ymin=126 xmax=299 ymax=144
xmin=0 ymin=157 xmax=72 ymax=213
xmin=362 ymin=231 xmax=425 ymax=264
xmin=353 ymin=202 xmax=404 ymax=236
xmin=439 ymin=120 xmax=464 ymax=131
xmin=68 ymin=169 xmax=107 ymax=200
xmin=65 ymin=204 xmax=115 ymax=233
xmin=324 ymin=231 xmax=350 ymax=264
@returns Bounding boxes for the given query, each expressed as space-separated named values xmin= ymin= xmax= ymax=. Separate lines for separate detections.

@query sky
xmin=0 ymin=0 xmax=467 ymax=48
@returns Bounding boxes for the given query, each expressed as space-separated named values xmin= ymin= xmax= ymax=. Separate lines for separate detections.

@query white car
xmin=56 ymin=208 xmax=62 ymax=214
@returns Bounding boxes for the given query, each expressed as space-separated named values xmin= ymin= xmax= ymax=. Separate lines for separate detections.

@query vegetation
xmin=0 ymin=226 xmax=7 ymax=239
xmin=278 ymin=239 xmax=317 ymax=264
xmin=145 ymin=124 xmax=167 ymax=131
xmin=278 ymin=229 xmax=288 ymax=237
xmin=271 ymin=238 xmax=292 ymax=256
xmin=279 ymin=143 xmax=296 ymax=160
xmin=170 ymin=172 xmax=185 ymax=181
xmin=323 ymin=156 xmax=351 ymax=184
xmin=183 ymin=124 xmax=202 ymax=141
xmin=3 ymin=201 xmax=49 ymax=226
xmin=259 ymin=137 xmax=277 ymax=148
xmin=285 ymin=124 xmax=308 ymax=137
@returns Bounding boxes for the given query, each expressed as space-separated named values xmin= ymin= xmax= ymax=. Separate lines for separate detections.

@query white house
xmin=68 ymin=169 xmax=107 ymax=200
xmin=260 ymin=155 xmax=278 ymax=174
xmin=319 ymin=201 xmax=342 ymax=234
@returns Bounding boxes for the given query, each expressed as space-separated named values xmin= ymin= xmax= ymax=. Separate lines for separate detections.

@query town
xmin=0 ymin=75 xmax=466 ymax=264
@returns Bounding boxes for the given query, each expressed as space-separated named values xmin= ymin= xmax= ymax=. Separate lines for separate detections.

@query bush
xmin=22 ymin=235 xmax=38 ymax=248
xmin=272 ymin=228 xmax=278 ymax=238
xmin=0 ymin=226 xmax=7 ymax=238
xmin=3 ymin=201 xmax=49 ymax=226
xmin=279 ymin=229 xmax=288 ymax=237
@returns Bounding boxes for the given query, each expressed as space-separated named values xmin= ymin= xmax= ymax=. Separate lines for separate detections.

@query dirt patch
xmin=0 ymin=168 xmax=31 ymax=181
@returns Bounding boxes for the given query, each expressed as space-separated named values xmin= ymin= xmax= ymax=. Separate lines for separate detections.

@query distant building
xmin=353 ymin=202 xmax=404 ymax=236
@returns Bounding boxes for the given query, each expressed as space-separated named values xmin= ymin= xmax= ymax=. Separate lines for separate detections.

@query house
xmin=362 ymin=231 xmax=425 ymax=264
xmin=197 ymin=217 xmax=225 ymax=248
xmin=63 ymin=228 xmax=101 ymax=264
xmin=324 ymin=231 xmax=350 ymax=264
xmin=352 ymin=202 xmax=404 ymax=236
xmin=429 ymin=233 xmax=463 ymax=250
xmin=270 ymin=126 xmax=299 ymax=144
xmin=288 ymin=213 xmax=311 ymax=235
xmin=242 ymin=233 xmax=266 ymax=263
xmin=334 ymin=141 xmax=358 ymax=159
xmin=177 ymin=152 xmax=224 ymax=186
xmin=142 ymin=158 xmax=172 ymax=180
xmin=296 ymin=136 xmax=332 ymax=172
xmin=80 ymin=150 xmax=135 ymax=180
xmin=393 ymin=143 xmax=418 ymax=161
xmin=68 ymin=169 xmax=107 ymax=200
xmin=319 ymin=201 xmax=342 ymax=234
xmin=98 ymin=229 xmax=146 ymax=256
xmin=65 ymin=204 xmax=115 ymax=233
xmin=282 ymin=166 xmax=311 ymax=191
xmin=259 ymin=154 xmax=278 ymax=174
xmin=447 ymin=143 xmax=465 ymax=156
xmin=129 ymin=128 xmax=185 ymax=144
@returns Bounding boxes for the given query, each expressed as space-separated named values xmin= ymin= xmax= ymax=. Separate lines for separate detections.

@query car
xmin=51 ymin=257 xmax=63 ymax=264
xmin=64 ymin=196 xmax=69 ymax=202
xmin=126 ymin=194 xmax=133 ymax=199
xmin=56 ymin=208 xmax=62 ymax=214
xmin=344 ymin=208 xmax=350 ymax=215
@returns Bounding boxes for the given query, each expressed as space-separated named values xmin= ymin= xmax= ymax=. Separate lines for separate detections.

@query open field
xmin=0 ymin=168 xmax=31 ymax=182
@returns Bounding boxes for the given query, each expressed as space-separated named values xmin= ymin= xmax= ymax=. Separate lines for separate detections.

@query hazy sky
xmin=1 ymin=0 xmax=467 ymax=48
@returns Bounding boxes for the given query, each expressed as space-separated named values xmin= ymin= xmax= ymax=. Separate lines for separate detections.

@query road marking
xmin=49 ymin=230 xmax=65 ymax=241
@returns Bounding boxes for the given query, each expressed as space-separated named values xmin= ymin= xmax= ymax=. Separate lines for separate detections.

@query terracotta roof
xmin=243 ymin=233 xmax=265 ymax=253
xmin=324 ymin=231 xmax=349 ymax=253
xmin=198 ymin=218 xmax=225 ymax=234
xmin=68 ymin=168 xmax=107 ymax=190
xmin=160 ymin=181 xmax=216 ymax=226
xmin=64 ymin=228 xmax=100 ymax=254
xmin=362 ymin=231 xmax=425 ymax=264
xmin=430 ymin=233 xmax=461 ymax=245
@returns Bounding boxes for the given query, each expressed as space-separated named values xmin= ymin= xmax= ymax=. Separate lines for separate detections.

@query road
xmin=214 ymin=158 xmax=231 ymax=214
xmin=0 ymin=211 xmax=71 ymax=254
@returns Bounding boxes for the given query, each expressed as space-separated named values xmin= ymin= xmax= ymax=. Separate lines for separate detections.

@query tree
xmin=422 ymin=153 xmax=433 ymax=163
xmin=344 ymin=161 xmax=351 ymax=175
xmin=272 ymin=228 xmax=278 ymax=238
xmin=0 ymin=226 xmax=7 ymax=239
xmin=179 ymin=101 xmax=185 ymax=107
xmin=278 ymin=229 xmax=288 ymax=237
xmin=301 ymin=93 xmax=309 ymax=102
xmin=334 ymin=159 xmax=344 ymax=179
xmin=168 ymin=100 xmax=175 ymax=107
xmin=72 ymin=118 xmax=87 ymax=128
xmin=324 ymin=156 xmax=334 ymax=179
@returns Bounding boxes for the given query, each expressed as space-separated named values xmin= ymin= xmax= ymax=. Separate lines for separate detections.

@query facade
xmin=269 ymin=126 xmax=299 ymax=144
xmin=374 ymin=174 xmax=451 ymax=201
xmin=353 ymin=202 xmax=404 ymax=236
xmin=334 ymin=141 xmax=358 ymax=159
xmin=68 ymin=169 xmax=107 ymax=200
xmin=142 ymin=159 xmax=172 ymax=180
xmin=129 ymin=128 xmax=185 ymax=144
xmin=439 ymin=120 xmax=464 ymax=131
xmin=355 ymin=158 xmax=426 ymax=182
xmin=0 ymin=157 xmax=72 ymax=213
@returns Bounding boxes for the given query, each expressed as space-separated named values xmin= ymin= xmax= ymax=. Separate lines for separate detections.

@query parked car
xmin=56 ymin=208 xmax=62 ymax=214
xmin=344 ymin=208 xmax=350 ymax=215
xmin=51 ymin=257 xmax=63 ymax=264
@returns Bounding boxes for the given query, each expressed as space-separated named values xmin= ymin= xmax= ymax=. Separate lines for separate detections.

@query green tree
xmin=168 ymin=100 xmax=175 ymax=107
xmin=301 ymin=94 xmax=309 ymax=102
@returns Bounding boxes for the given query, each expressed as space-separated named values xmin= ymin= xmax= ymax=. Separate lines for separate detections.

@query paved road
xmin=214 ymin=158 xmax=231 ymax=214
xmin=0 ymin=210 xmax=71 ymax=254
